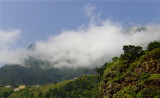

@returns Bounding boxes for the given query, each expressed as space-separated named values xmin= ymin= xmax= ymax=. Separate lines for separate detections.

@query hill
xmin=0 ymin=75 xmax=100 ymax=98
xmin=0 ymin=64 xmax=95 ymax=86
xmin=101 ymin=45 xmax=160 ymax=97
xmin=0 ymin=44 xmax=96 ymax=86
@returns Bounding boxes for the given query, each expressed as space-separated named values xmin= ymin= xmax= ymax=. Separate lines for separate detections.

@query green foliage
xmin=0 ymin=88 xmax=13 ymax=98
xmin=116 ymin=62 xmax=128 ymax=72
xmin=0 ymin=64 xmax=95 ymax=86
xmin=139 ymin=73 xmax=150 ymax=79
xmin=121 ymin=45 xmax=144 ymax=63
xmin=147 ymin=41 xmax=160 ymax=51
xmin=112 ymin=57 xmax=119 ymax=62
xmin=5 ymin=75 xmax=100 ymax=98
xmin=44 ymin=76 xmax=100 ymax=98
xmin=95 ymin=63 xmax=108 ymax=76
xmin=137 ymin=87 xmax=160 ymax=98
xmin=113 ymin=86 xmax=136 ymax=98
xmin=147 ymin=47 xmax=160 ymax=59
xmin=102 ymin=46 xmax=160 ymax=98
xmin=148 ymin=74 xmax=160 ymax=80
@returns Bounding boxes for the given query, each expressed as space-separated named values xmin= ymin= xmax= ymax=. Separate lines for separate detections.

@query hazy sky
xmin=1 ymin=0 xmax=160 ymax=47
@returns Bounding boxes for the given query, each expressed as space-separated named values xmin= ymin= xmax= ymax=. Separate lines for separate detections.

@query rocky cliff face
xmin=101 ymin=48 xmax=160 ymax=98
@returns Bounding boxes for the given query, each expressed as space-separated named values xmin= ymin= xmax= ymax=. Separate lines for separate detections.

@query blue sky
xmin=1 ymin=0 xmax=160 ymax=48
xmin=1 ymin=0 xmax=160 ymax=68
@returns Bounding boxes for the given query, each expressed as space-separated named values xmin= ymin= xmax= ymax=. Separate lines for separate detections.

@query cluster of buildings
xmin=4 ymin=84 xmax=40 ymax=91
xmin=4 ymin=85 xmax=26 ymax=91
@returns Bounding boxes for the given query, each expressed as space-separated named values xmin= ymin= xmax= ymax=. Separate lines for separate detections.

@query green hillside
xmin=0 ymin=44 xmax=95 ymax=86
xmin=0 ymin=41 xmax=160 ymax=98
xmin=0 ymin=75 xmax=100 ymax=98
xmin=101 ymin=42 xmax=160 ymax=98
xmin=0 ymin=64 xmax=95 ymax=86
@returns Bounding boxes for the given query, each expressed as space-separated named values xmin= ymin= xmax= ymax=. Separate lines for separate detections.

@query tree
xmin=121 ymin=45 xmax=144 ymax=63
xmin=45 ymin=92 xmax=51 ymax=98
xmin=10 ymin=82 xmax=15 ymax=87
xmin=38 ymin=92 xmax=42 ymax=97
xmin=83 ymin=69 xmax=88 ymax=75
xmin=95 ymin=63 xmax=107 ymax=76
xmin=112 ymin=57 xmax=118 ymax=62
xmin=147 ymin=41 xmax=160 ymax=51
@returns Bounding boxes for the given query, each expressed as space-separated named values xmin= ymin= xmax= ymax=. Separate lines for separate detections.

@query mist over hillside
xmin=0 ymin=4 xmax=160 ymax=69
xmin=0 ymin=2 xmax=160 ymax=98
xmin=0 ymin=42 xmax=160 ymax=98
xmin=0 ymin=63 xmax=95 ymax=86
xmin=1 ymin=24 xmax=160 ymax=69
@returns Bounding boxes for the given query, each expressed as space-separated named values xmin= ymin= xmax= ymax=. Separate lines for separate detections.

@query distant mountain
xmin=0 ymin=44 xmax=96 ymax=86
xmin=0 ymin=64 xmax=95 ymax=86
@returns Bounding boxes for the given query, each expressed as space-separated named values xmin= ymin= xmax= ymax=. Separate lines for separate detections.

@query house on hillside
xmin=14 ymin=88 xmax=19 ymax=92
xmin=4 ymin=85 xmax=11 ymax=88
xmin=14 ymin=85 xmax=26 ymax=92
xmin=18 ymin=85 xmax=26 ymax=89
xmin=34 ymin=84 xmax=40 ymax=87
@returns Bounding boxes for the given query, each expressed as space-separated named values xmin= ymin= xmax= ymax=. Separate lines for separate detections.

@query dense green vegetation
xmin=147 ymin=41 xmax=160 ymax=51
xmin=0 ymin=41 xmax=160 ymax=98
xmin=0 ymin=75 xmax=100 ymax=98
xmin=0 ymin=88 xmax=13 ymax=98
xmin=101 ymin=41 xmax=160 ymax=98
xmin=0 ymin=64 xmax=95 ymax=86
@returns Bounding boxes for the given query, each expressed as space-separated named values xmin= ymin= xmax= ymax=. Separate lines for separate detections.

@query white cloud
xmin=0 ymin=5 xmax=160 ymax=68
xmin=0 ymin=29 xmax=20 ymax=47
xmin=83 ymin=4 xmax=102 ymax=25
xmin=32 ymin=22 xmax=160 ymax=68
xmin=0 ymin=29 xmax=24 ymax=65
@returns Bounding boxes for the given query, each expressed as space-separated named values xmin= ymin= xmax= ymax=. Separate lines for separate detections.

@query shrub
xmin=147 ymin=41 xmax=160 ymax=51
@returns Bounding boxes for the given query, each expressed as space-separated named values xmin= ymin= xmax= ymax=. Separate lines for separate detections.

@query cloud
xmin=0 ymin=29 xmax=24 ymax=65
xmin=0 ymin=29 xmax=20 ymax=47
xmin=32 ymin=22 xmax=160 ymax=68
xmin=0 ymin=5 xmax=160 ymax=68
xmin=83 ymin=4 xmax=102 ymax=25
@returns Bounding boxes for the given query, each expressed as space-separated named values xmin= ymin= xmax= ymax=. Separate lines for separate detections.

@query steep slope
xmin=101 ymin=48 xmax=160 ymax=98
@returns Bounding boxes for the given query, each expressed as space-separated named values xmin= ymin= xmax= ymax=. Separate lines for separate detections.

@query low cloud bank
xmin=0 ymin=5 xmax=160 ymax=68
xmin=1 ymin=23 xmax=160 ymax=68
xmin=33 ymin=23 xmax=160 ymax=68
